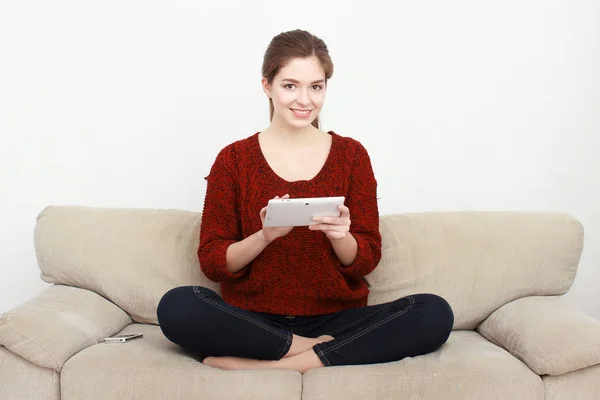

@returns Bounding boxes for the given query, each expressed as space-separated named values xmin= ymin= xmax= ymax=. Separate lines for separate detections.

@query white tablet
xmin=264 ymin=196 xmax=345 ymax=228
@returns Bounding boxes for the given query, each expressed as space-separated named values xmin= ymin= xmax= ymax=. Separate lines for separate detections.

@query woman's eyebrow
xmin=282 ymin=78 xmax=325 ymax=84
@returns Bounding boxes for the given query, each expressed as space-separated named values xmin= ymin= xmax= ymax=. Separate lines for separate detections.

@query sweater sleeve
xmin=197 ymin=145 xmax=249 ymax=283
xmin=338 ymin=141 xmax=382 ymax=279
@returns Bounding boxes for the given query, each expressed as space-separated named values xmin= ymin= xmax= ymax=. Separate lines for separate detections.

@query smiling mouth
xmin=290 ymin=109 xmax=312 ymax=116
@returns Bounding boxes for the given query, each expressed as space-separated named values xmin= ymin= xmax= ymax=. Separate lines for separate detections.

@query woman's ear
xmin=261 ymin=77 xmax=271 ymax=98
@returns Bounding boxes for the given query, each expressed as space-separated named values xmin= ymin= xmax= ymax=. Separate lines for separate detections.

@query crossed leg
xmin=202 ymin=334 xmax=334 ymax=374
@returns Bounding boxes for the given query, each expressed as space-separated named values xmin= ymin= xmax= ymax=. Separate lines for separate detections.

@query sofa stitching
xmin=539 ymin=342 xmax=600 ymax=370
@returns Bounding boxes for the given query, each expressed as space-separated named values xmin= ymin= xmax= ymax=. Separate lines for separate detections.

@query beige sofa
xmin=1 ymin=206 xmax=600 ymax=399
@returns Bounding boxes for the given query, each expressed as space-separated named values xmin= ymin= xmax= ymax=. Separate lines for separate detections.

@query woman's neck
xmin=261 ymin=123 xmax=321 ymax=145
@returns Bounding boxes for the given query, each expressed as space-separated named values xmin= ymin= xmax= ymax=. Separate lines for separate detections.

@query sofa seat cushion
xmin=302 ymin=330 xmax=543 ymax=400
xmin=0 ymin=346 xmax=60 ymax=400
xmin=543 ymin=363 xmax=600 ymax=400
xmin=60 ymin=324 xmax=301 ymax=400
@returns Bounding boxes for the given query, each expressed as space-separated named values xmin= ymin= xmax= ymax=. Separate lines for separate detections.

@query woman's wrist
xmin=258 ymin=229 xmax=273 ymax=244
xmin=225 ymin=229 xmax=271 ymax=273
xmin=328 ymin=234 xmax=347 ymax=241
xmin=329 ymin=232 xmax=357 ymax=265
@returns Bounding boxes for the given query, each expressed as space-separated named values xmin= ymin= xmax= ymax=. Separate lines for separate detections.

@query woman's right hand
xmin=259 ymin=194 xmax=294 ymax=243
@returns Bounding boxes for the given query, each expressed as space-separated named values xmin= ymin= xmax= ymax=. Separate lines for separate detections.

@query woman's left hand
xmin=309 ymin=205 xmax=351 ymax=241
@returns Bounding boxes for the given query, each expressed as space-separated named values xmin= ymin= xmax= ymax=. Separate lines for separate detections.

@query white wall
xmin=1 ymin=0 xmax=599 ymax=318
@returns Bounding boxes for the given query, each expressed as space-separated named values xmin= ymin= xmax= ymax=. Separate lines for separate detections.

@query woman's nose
xmin=296 ymin=90 xmax=310 ymax=106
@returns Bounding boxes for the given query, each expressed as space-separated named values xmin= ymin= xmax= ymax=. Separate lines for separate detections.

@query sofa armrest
xmin=0 ymin=284 xmax=132 ymax=372
xmin=477 ymin=295 xmax=600 ymax=376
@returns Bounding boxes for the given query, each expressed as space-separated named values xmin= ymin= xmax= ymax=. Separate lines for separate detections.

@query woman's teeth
xmin=291 ymin=109 xmax=311 ymax=117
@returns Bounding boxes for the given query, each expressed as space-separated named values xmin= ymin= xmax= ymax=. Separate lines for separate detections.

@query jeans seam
xmin=320 ymin=295 xmax=415 ymax=355
xmin=326 ymin=302 xmax=395 ymax=337
xmin=192 ymin=286 xmax=288 ymax=340
xmin=316 ymin=346 xmax=332 ymax=366
xmin=275 ymin=333 xmax=293 ymax=359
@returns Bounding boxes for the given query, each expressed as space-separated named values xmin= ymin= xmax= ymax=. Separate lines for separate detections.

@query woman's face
xmin=262 ymin=56 xmax=327 ymax=130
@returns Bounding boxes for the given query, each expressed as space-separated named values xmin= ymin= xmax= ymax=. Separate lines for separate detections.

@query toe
xmin=318 ymin=335 xmax=335 ymax=343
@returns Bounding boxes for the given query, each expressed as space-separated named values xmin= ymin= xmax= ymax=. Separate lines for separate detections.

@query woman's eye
xmin=283 ymin=84 xmax=323 ymax=90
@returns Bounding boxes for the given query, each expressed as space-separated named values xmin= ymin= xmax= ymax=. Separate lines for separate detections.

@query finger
xmin=313 ymin=216 xmax=349 ymax=225
xmin=338 ymin=205 xmax=350 ymax=217
xmin=281 ymin=193 xmax=290 ymax=198
xmin=313 ymin=216 xmax=339 ymax=225
xmin=309 ymin=223 xmax=348 ymax=232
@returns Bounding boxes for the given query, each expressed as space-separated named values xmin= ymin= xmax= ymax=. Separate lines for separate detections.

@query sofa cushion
xmin=543 ymin=363 xmax=600 ymax=400
xmin=0 ymin=284 xmax=131 ymax=372
xmin=34 ymin=206 xmax=583 ymax=329
xmin=368 ymin=211 xmax=583 ymax=329
xmin=60 ymin=323 xmax=301 ymax=400
xmin=34 ymin=206 xmax=220 ymax=324
xmin=0 ymin=346 xmax=60 ymax=400
xmin=477 ymin=295 xmax=600 ymax=375
xmin=302 ymin=330 xmax=543 ymax=400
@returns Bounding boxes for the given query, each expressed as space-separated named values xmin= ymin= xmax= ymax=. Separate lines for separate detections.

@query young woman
xmin=157 ymin=29 xmax=454 ymax=374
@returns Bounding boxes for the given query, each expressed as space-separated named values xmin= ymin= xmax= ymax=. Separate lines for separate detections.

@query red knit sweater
xmin=198 ymin=131 xmax=381 ymax=316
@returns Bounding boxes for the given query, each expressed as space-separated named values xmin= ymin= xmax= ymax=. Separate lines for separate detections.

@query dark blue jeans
xmin=157 ymin=286 xmax=454 ymax=367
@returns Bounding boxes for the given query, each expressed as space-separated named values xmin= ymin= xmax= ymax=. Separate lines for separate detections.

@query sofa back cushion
xmin=34 ymin=206 xmax=583 ymax=327
xmin=34 ymin=206 xmax=219 ymax=324
xmin=368 ymin=211 xmax=583 ymax=329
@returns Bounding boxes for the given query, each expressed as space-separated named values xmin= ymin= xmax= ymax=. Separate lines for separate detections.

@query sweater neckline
xmin=251 ymin=130 xmax=337 ymax=184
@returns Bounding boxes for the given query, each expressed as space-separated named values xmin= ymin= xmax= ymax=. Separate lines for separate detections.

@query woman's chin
xmin=286 ymin=118 xmax=316 ymax=129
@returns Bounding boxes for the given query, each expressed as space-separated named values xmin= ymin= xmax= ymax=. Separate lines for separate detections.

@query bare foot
xmin=202 ymin=356 xmax=276 ymax=371
xmin=202 ymin=349 xmax=325 ymax=374
xmin=283 ymin=334 xmax=335 ymax=358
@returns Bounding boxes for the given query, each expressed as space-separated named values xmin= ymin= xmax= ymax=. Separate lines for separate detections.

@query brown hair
xmin=261 ymin=29 xmax=334 ymax=129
